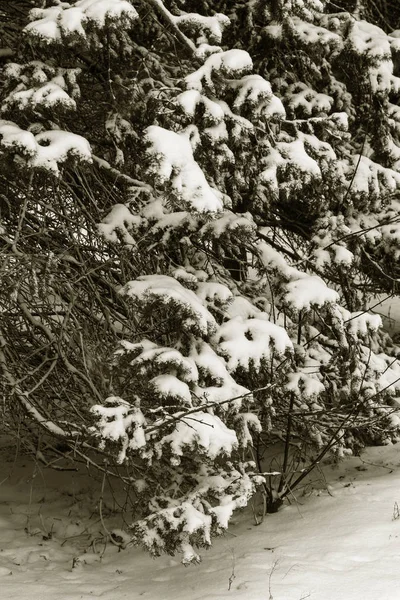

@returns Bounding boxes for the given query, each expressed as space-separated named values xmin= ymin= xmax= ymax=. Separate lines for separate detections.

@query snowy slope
xmin=1 ymin=442 xmax=400 ymax=599
xmin=374 ymin=296 xmax=400 ymax=334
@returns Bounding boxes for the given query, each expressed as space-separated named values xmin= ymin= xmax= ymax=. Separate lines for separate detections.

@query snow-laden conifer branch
xmin=145 ymin=0 xmax=196 ymax=55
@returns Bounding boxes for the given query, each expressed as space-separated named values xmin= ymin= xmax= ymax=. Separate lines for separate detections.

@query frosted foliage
xmin=257 ymin=241 xmax=339 ymax=311
xmin=189 ymin=341 xmax=236 ymax=384
xmin=98 ymin=204 xmax=140 ymax=245
xmin=290 ymin=17 xmax=341 ymax=50
xmin=260 ymin=139 xmax=321 ymax=193
xmin=348 ymin=21 xmax=391 ymax=62
xmin=339 ymin=310 xmax=382 ymax=336
xmin=4 ymin=0 xmax=400 ymax=567
xmin=216 ymin=317 xmax=293 ymax=371
xmin=195 ymin=378 xmax=249 ymax=408
xmin=286 ymin=82 xmax=333 ymax=116
xmin=3 ymin=63 xmax=81 ymax=114
xmin=225 ymin=297 xmax=263 ymax=320
xmin=144 ymin=126 xmax=223 ymax=212
xmin=173 ymin=13 xmax=230 ymax=44
xmin=0 ymin=121 xmax=92 ymax=174
xmin=230 ymin=75 xmax=286 ymax=119
xmin=132 ymin=468 xmax=259 ymax=563
xmin=285 ymin=275 xmax=339 ymax=311
xmin=185 ymin=50 xmax=253 ymax=91
xmin=346 ymin=21 xmax=394 ymax=93
xmin=171 ymin=267 xmax=200 ymax=286
xmin=91 ymin=396 xmax=146 ymax=463
xmin=286 ymin=372 xmax=325 ymax=398
xmin=195 ymin=282 xmax=233 ymax=305
xmin=25 ymin=0 xmax=138 ymax=43
xmin=200 ymin=211 xmax=255 ymax=238
xmin=313 ymin=244 xmax=354 ymax=269
xmin=8 ymin=81 xmax=75 ymax=112
xmin=175 ymin=90 xmax=225 ymax=122
xmin=129 ymin=341 xmax=199 ymax=384
xmin=120 ymin=275 xmax=217 ymax=336
xmin=0 ymin=120 xmax=38 ymax=157
xmin=189 ymin=342 xmax=250 ymax=410
xmin=234 ymin=413 xmax=262 ymax=448
xmin=150 ymin=375 xmax=192 ymax=404
xmin=376 ymin=358 xmax=400 ymax=395
xmin=348 ymin=156 xmax=400 ymax=196
xmin=156 ymin=412 xmax=238 ymax=462
xmin=358 ymin=350 xmax=400 ymax=398
xmin=29 ymin=130 xmax=92 ymax=173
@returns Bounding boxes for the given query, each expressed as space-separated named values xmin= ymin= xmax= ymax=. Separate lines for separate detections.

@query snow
xmin=30 ymin=130 xmax=92 ymax=173
xmin=25 ymin=0 xmax=138 ymax=43
xmin=257 ymin=241 xmax=339 ymax=311
xmin=344 ymin=310 xmax=383 ymax=335
xmin=285 ymin=371 xmax=325 ymax=398
xmin=289 ymin=16 xmax=342 ymax=50
xmin=4 ymin=78 xmax=76 ymax=113
xmin=225 ymin=296 xmax=263 ymax=319
xmin=216 ymin=316 xmax=293 ymax=371
xmin=98 ymin=204 xmax=140 ymax=245
xmin=373 ymin=295 xmax=400 ymax=334
xmin=260 ymin=139 xmax=321 ymax=193
xmin=150 ymin=374 xmax=192 ymax=404
xmin=2 ymin=442 xmax=400 ymax=598
xmin=175 ymin=90 xmax=225 ymax=122
xmin=155 ymin=411 xmax=238 ymax=461
xmin=345 ymin=21 xmax=394 ymax=94
xmin=203 ymin=121 xmax=229 ymax=143
xmin=189 ymin=340 xmax=235 ymax=384
xmin=286 ymin=82 xmax=334 ymax=116
xmin=0 ymin=121 xmax=92 ymax=174
xmin=349 ymin=155 xmax=400 ymax=196
xmin=333 ymin=244 xmax=354 ymax=266
xmin=347 ymin=20 xmax=391 ymax=62
xmin=284 ymin=274 xmax=339 ymax=311
xmin=200 ymin=211 xmax=255 ymax=238
xmin=128 ymin=341 xmax=199 ymax=384
xmin=120 ymin=275 xmax=217 ymax=336
xmin=185 ymin=50 xmax=253 ymax=91
xmin=186 ymin=341 xmax=251 ymax=410
xmin=229 ymin=74 xmax=286 ymax=119
xmin=173 ymin=12 xmax=230 ymax=44
xmin=91 ymin=396 xmax=147 ymax=462
xmin=144 ymin=126 xmax=223 ymax=212
xmin=0 ymin=119 xmax=38 ymax=156
xmin=195 ymin=281 xmax=233 ymax=304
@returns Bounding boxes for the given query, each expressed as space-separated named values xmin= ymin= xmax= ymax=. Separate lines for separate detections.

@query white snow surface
xmin=2 ymin=442 xmax=400 ymax=598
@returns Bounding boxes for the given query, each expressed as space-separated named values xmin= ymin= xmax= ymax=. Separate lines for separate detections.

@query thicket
xmin=0 ymin=0 xmax=400 ymax=563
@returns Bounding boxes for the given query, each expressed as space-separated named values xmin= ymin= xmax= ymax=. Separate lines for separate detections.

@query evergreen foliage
xmin=1 ymin=0 xmax=400 ymax=563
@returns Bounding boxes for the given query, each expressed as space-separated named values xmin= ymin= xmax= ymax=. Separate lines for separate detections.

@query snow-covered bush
xmin=1 ymin=0 xmax=400 ymax=562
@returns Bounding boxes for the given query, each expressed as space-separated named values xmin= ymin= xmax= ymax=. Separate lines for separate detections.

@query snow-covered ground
xmin=373 ymin=295 xmax=400 ymax=335
xmin=1 ymin=442 xmax=400 ymax=600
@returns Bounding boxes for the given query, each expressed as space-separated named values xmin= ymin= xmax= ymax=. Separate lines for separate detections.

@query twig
xmin=228 ymin=549 xmax=236 ymax=591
